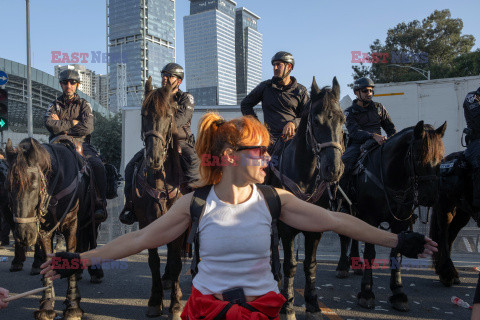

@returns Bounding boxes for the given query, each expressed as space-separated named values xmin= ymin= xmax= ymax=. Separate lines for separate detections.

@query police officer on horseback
xmin=119 ymin=63 xmax=200 ymax=225
xmin=463 ymin=86 xmax=480 ymax=220
xmin=342 ymin=77 xmax=397 ymax=185
xmin=241 ymin=51 xmax=309 ymax=147
xmin=44 ymin=69 xmax=108 ymax=222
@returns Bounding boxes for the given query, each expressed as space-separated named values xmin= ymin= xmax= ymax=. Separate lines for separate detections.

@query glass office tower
xmin=108 ymin=0 xmax=175 ymax=111
xmin=184 ymin=0 xmax=237 ymax=106
xmin=235 ymin=7 xmax=262 ymax=104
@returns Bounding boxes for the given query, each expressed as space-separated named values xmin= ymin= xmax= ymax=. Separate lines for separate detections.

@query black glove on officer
xmin=395 ymin=231 xmax=426 ymax=258
xmin=51 ymin=252 xmax=84 ymax=279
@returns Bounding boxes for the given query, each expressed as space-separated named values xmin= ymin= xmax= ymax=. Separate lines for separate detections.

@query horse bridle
xmin=379 ymin=139 xmax=438 ymax=221
xmin=11 ymin=146 xmax=82 ymax=239
xmin=138 ymin=113 xmax=179 ymax=205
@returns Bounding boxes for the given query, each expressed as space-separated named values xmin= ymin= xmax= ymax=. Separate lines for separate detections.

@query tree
xmin=353 ymin=9 xmax=477 ymax=83
xmin=90 ymin=112 xmax=122 ymax=170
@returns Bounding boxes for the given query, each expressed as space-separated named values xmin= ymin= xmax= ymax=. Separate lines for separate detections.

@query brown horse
xmin=129 ymin=78 xmax=185 ymax=318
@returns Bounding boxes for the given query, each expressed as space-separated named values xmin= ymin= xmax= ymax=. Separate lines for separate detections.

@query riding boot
xmin=119 ymin=196 xmax=137 ymax=225
xmin=94 ymin=199 xmax=108 ymax=223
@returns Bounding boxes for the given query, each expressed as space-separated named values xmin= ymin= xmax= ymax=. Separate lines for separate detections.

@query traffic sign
xmin=0 ymin=71 xmax=8 ymax=86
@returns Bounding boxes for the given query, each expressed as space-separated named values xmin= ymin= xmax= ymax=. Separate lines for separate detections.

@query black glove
xmin=395 ymin=231 xmax=426 ymax=258
xmin=51 ymin=252 xmax=84 ymax=279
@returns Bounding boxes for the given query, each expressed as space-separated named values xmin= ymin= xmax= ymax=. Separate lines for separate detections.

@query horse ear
xmin=5 ymin=139 xmax=17 ymax=164
xmin=436 ymin=121 xmax=447 ymax=138
xmin=25 ymin=138 xmax=37 ymax=164
xmin=332 ymin=77 xmax=340 ymax=100
xmin=414 ymin=120 xmax=425 ymax=139
xmin=145 ymin=76 xmax=153 ymax=95
xmin=311 ymin=77 xmax=320 ymax=96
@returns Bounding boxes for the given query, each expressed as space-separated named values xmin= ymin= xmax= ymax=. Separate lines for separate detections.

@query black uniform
xmin=124 ymin=90 xmax=199 ymax=199
xmin=44 ymin=94 xmax=107 ymax=201
xmin=342 ymin=100 xmax=397 ymax=174
xmin=241 ymin=77 xmax=309 ymax=143
xmin=463 ymin=90 xmax=480 ymax=208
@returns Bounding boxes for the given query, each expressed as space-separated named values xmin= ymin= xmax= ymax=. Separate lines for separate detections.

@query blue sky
xmin=1 ymin=0 xmax=479 ymax=99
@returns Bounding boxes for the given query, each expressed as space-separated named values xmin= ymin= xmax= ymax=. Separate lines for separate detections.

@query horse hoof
xmin=34 ymin=309 xmax=56 ymax=320
xmin=146 ymin=305 xmax=162 ymax=318
xmin=90 ymin=275 xmax=103 ymax=284
xmin=306 ymin=311 xmax=324 ymax=320
xmin=453 ymin=277 xmax=461 ymax=285
xmin=63 ymin=307 xmax=84 ymax=320
xmin=280 ymin=312 xmax=297 ymax=320
xmin=9 ymin=263 xmax=23 ymax=272
xmin=389 ymin=293 xmax=409 ymax=312
xmin=30 ymin=267 xmax=41 ymax=275
xmin=353 ymin=268 xmax=363 ymax=276
xmin=336 ymin=270 xmax=349 ymax=279
xmin=439 ymin=276 xmax=454 ymax=287
xmin=170 ymin=311 xmax=182 ymax=320
xmin=358 ymin=297 xmax=375 ymax=309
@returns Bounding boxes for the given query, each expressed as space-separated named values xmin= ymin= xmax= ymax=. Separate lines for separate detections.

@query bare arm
xmin=42 ymin=193 xmax=193 ymax=278
xmin=277 ymin=189 xmax=398 ymax=248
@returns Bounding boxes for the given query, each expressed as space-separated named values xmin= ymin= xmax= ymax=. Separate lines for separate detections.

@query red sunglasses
xmin=236 ymin=146 xmax=268 ymax=157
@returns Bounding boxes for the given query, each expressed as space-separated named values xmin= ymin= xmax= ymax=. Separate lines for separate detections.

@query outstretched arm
xmin=277 ymin=189 xmax=436 ymax=257
xmin=41 ymin=193 xmax=193 ymax=279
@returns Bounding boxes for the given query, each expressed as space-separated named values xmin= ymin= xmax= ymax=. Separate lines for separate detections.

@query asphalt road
xmin=0 ymin=244 xmax=477 ymax=320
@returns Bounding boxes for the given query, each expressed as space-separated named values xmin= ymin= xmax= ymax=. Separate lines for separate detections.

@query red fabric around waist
xmin=181 ymin=286 xmax=286 ymax=320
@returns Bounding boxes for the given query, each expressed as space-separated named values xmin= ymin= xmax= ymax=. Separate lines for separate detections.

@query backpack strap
xmin=256 ymin=184 xmax=282 ymax=281
xmin=187 ymin=185 xmax=212 ymax=277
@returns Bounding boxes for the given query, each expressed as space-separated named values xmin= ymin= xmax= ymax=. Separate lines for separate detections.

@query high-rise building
xmin=235 ymin=7 xmax=262 ymax=104
xmin=94 ymin=74 xmax=109 ymax=108
xmin=108 ymin=0 xmax=176 ymax=112
xmin=184 ymin=0 xmax=237 ymax=106
xmin=54 ymin=64 xmax=95 ymax=97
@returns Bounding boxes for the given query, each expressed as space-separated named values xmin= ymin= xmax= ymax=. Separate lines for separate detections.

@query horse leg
xmin=336 ymin=235 xmax=351 ymax=278
xmin=87 ymin=224 xmax=104 ymax=284
xmin=62 ymin=224 xmax=84 ymax=320
xmin=31 ymin=241 xmax=46 ymax=275
xmin=146 ymin=248 xmax=163 ymax=318
xmin=34 ymin=237 xmax=56 ymax=320
xmin=350 ymin=239 xmax=363 ymax=275
xmin=167 ymin=237 xmax=184 ymax=320
xmin=278 ymin=223 xmax=298 ymax=320
xmin=10 ymin=240 xmax=26 ymax=272
xmin=357 ymin=243 xmax=375 ymax=309
xmin=303 ymin=232 xmax=322 ymax=319
xmin=444 ymin=208 xmax=470 ymax=285
xmin=162 ymin=259 xmax=172 ymax=290
xmin=389 ymin=250 xmax=409 ymax=312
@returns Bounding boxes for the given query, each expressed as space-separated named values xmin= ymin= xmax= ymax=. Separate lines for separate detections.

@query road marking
xmin=463 ymin=237 xmax=473 ymax=253
xmin=295 ymin=289 xmax=343 ymax=320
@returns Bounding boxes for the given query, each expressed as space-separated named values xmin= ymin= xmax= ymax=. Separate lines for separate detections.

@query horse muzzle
xmin=14 ymin=221 xmax=38 ymax=247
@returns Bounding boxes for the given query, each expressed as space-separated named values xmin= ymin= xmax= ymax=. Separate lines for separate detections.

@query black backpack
xmin=187 ymin=184 xmax=282 ymax=281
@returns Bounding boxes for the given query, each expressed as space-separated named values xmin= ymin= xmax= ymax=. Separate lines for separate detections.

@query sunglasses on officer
xmin=60 ymin=80 xmax=78 ymax=85
xmin=361 ymin=88 xmax=373 ymax=93
xmin=161 ymin=72 xmax=179 ymax=79
xmin=236 ymin=146 xmax=269 ymax=157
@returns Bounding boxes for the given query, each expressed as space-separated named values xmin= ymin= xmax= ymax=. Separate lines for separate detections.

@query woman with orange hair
xmin=41 ymin=113 xmax=437 ymax=319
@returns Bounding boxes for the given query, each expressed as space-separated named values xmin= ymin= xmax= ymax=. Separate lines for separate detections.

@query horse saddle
xmin=352 ymin=139 xmax=381 ymax=176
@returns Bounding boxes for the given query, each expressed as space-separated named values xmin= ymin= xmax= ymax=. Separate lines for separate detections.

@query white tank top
xmin=192 ymin=184 xmax=280 ymax=296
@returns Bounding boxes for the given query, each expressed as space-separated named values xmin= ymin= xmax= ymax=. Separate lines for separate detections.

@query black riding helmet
xmin=353 ymin=77 xmax=375 ymax=92
xmin=161 ymin=63 xmax=184 ymax=80
xmin=271 ymin=51 xmax=294 ymax=82
xmin=271 ymin=51 xmax=295 ymax=69
xmin=59 ymin=69 xmax=81 ymax=83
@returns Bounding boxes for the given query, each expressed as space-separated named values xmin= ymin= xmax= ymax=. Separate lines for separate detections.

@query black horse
xmin=129 ymin=79 xmax=184 ymax=319
xmin=6 ymin=138 xmax=97 ymax=320
xmin=336 ymin=121 xmax=446 ymax=311
xmin=268 ymin=77 xmax=345 ymax=320
xmin=0 ymin=157 xmax=47 ymax=275
xmin=430 ymin=151 xmax=478 ymax=287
